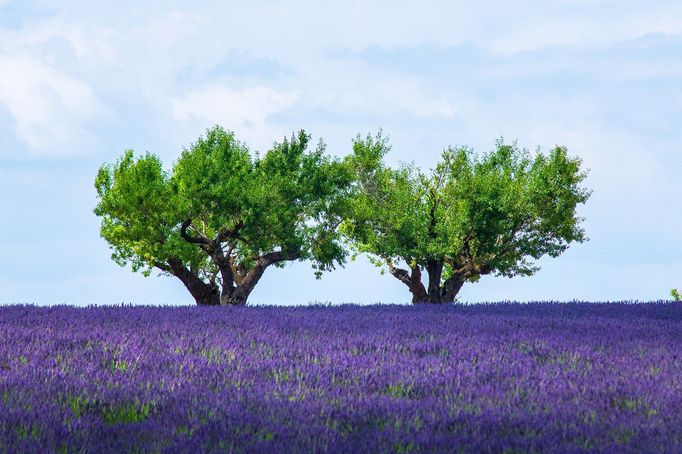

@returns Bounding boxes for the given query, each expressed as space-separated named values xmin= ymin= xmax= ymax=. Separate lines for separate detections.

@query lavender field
xmin=1 ymin=303 xmax=681 ymax=453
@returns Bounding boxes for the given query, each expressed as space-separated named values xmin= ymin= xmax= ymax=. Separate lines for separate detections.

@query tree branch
xmin=227 ymin=248 xmax=301 ymax=305
xmin=385 ymin=258 xmax=427 ymax=302
xmin=180 ymin=219 xmax=210 ymax=245
xmin=492 ymin=218 xmax=531 ymax=260
xmin=259 ymin=249 xmax=301 ymax=267
xmin=180 ymin=219 xmax=245 ymax=293
xmin=153 ymin=261 xmax=171 ymax=273
xmin=229 ymin=256 xmax=247 ymax=285
xmin=386 ymin=260 xmax=412 ymax=288
xmin=208 ymin=249 xmax=235 ymax=292
xmin=215 ymin=220 xmax=246 ymax=244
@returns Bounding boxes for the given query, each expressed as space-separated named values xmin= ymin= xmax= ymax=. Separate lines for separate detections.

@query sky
xmin=0 ymin=0 xmax=681 ymax=305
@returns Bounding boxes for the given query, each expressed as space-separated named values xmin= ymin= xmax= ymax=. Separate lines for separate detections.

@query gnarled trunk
xmin=166 ymin=258 xmax=220 ymax=306
xmin=194 ymin=290 xmax=220 ymax=306
xmin=409 ymin=266 xmax=428 ymax=304
xmin=425 ymin=260 xmax=444 ymax=304
xmin=179 ymin=218 xmax=302 ymax=306
xmin=387 ymin=261 xmax=427 ymax=303
xmin=387 ymin=259 xmax=470 ymax=304
xmin=441 ymin=274 xmax=466 ymax=303
xmin=217 ymin=249 xmax=298 ymax=306
xmin=219 ymin=283 xmax=254 ymax=306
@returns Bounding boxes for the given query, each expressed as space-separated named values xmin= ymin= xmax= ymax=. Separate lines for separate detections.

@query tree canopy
xmin=342 ymin=132 xmax=591 ymax=303
xmin=94 ymin=126 xmax=352 ymax=305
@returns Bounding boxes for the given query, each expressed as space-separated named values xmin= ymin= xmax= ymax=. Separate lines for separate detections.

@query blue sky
xmin=1 ymin=0 xmax=681 ymax=305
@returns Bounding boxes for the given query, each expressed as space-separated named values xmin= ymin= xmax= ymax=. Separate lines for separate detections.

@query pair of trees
xmin=94 ymin=126 xmax=590 ymax=305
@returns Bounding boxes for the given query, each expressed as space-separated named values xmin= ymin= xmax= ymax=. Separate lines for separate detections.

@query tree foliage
xmin=672 ymin=289 xmax=681 ymax=301
xmin=95 ymin=126 xmax=352 ymax=305
xmin=342 ymin=132 xmax=591 ymax=303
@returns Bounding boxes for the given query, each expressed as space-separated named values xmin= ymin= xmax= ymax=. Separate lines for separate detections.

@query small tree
xmin=342 ymin=132 xmax=591 ymax=304
xmin=672 ymin=289 xmax=682 ymax=301
xmin=94 ymin=126 xmax=352 ymax=305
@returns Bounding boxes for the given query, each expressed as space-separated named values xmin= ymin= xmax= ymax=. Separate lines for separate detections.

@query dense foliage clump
xmin=94 ymin=127 xmax=352 ymax=306
xmin=343 ymin=133 xmax=591 ymax=303
xmin=1 ymin=303 xmax=682 ymax=452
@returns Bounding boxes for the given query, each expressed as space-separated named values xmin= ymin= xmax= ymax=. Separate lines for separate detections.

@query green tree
xmin=342 ymin=132 xmax=591 ymax=304
xmin=672 ymin=289 xmax=681 ymax=301
xmin=94 ymin=126 xmax=352 ymax=306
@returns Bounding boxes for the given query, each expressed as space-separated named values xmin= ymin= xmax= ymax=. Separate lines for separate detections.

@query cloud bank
xmin=0 ymin=0 xmax=680 ymax=304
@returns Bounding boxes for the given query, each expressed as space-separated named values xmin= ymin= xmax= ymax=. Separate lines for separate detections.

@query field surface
xmin=1 ymin=302 xmax=681 ymax=453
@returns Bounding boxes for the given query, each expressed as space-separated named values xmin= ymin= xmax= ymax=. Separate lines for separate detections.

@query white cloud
xmin=0 ymin=53 xmax=104 ymax=156
xmin=150 ymin=2 xmax=682 ymax=61
xmin=0 ymin=10 xmax=209 ymax=158
xmin=487 ymin=5 xmax=682 ymax=55
xmin=171 ymin=84 xmax=299 ymax=126
xmin=168 ymin=84 xmax=300 ymax=150
xmin=374 ymin=78 xmax=456 ymax=118
xmin=0 ymin=16 xmax=117 ymax=68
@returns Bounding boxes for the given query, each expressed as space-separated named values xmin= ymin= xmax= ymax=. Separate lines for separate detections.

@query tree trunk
xmin=225 ymin=292 xmax=249 ymax=306
xmin=425 ymin=259 xmax=444 ymax=304
xmin=225 ymin=264 xmax=266 ymax=305
xmin=441 ymin=273 xmax=466 ymax=303
xmin=217 ymin=250 xmax=295 ymax=305
xmin=166 ymin=258 xmax=220 ymax=306
xmin=408 ymin=266 xmax=428 ymax=304
xmin=385 ymin=259 xmax=472 ymax=304
xmin=194 ymin=290 xmax=220 ymax=306
xmin=219 ymin=286 xmax=250 ymax=306
xmin=386 ymin=261 xmax=427 ymax=303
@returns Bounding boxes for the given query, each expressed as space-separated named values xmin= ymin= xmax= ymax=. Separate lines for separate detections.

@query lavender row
xmin=1 ymin=302 xmax=681 ymax=452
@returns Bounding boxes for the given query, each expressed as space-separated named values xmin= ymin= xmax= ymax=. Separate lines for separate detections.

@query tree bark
xmin=441 ymin=273 xmax=466 ymax=303
xmin=425 ymin=259 xmax=444 ymax=304
xmin=387 ymin=261 xmax=427 ymax=304
xmin=166 ymin=258 xmax=220 ymax=305
xmin=386 ymin=258 xmax=488 ymax=304
xmin=220 ymin=249 xmax=300 ymax=305
xmin=408 ymin=266 xmax=428 ymax=304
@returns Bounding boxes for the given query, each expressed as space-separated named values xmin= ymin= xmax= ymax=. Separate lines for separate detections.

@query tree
xmin=342 ymin=132 xmax=591 ymax=304
xmin=94 ymin=126 xmax=352 ymax=306
xmin=672 ymin=289 xmax=681 ymax=301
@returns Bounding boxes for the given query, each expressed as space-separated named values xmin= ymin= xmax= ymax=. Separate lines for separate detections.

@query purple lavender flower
xmin=0 ymin=302 xmax=681 ymax=452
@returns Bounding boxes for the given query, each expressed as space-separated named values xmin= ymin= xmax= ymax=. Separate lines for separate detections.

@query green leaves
xmin=342 ymin=132 xmax=424 ymax=264
xmin=343 ymin=134 xmax=591 ymax=302
xmin=94 ymin=150 xmax=202 ymax=276
xmin=94 ymin=126 xmax=353 ymax=305
xmin=173 ymin=127 xmax=252 ymax=222
xmin=94 ymin=126 xmax=591 ymax=305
